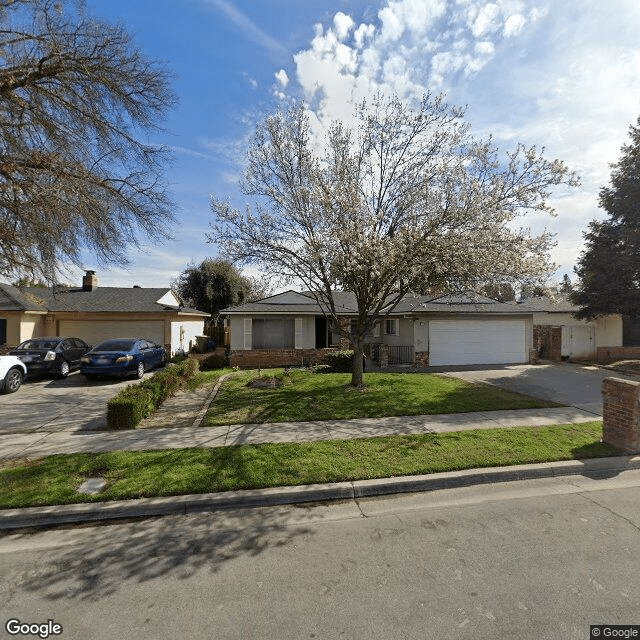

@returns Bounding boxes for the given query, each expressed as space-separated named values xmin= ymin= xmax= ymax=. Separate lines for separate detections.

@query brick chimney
xmin=82 ymin=270 xmax=98 ymax=291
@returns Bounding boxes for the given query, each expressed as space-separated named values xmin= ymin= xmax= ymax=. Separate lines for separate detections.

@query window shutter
xmin=294 ymin=317 xmax=304 ymax=349
xmin=243 ymin=318 xmax=252 ymax=350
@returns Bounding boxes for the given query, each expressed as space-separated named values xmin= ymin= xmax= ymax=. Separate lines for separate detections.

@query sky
xmin=77 ymin=0 xmax=640 ymax=290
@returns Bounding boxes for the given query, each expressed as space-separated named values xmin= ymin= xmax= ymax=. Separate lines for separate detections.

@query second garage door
xmin=429 ymin=319 xmax=527 ymax=366
xmin=58 ymin=320 xmax=165 ymax=348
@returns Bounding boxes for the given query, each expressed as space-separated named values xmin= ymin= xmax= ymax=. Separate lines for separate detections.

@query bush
xmin=199 ymin=353 xmax=228 ymax=371
xmin=322 ymin=350 xmax=354 ymax=373
xmin=106 ymin=358 xmax=200 ymax=429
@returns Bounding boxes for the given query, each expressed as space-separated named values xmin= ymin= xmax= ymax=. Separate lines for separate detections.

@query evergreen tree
xmin=573 ymin=116 xmax=640 ymax=318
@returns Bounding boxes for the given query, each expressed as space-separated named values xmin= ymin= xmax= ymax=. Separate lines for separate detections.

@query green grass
xmin=187 ymin=366 xmax=234 ymax=392
xmin=0 ymin=422 xmax=616 ymax=509
xmin=203 ymin=369 xmax=558 ymax=426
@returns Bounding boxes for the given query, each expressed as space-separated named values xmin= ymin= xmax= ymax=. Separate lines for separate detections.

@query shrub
xmin=322 ymin=350 xmax=354 ymax=372
xmin=106 ymin=358 xmax=200 ymax=429
xmin=199 ymin=353 xmax=228 ymax=371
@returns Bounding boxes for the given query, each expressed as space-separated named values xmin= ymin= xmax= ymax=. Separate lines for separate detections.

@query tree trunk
xmin=350 ymin=342 xmax=365 ymax=388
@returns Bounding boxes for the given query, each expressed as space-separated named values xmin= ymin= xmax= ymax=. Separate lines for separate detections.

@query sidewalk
xmin=0 ymin=380 xmax=609 ymax=530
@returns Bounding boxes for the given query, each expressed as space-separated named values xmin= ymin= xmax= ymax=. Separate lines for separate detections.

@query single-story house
xmin=221 ymin=290 xmax=623 ymax=368
xmin=0 ymin=271 xmax=209 ymax=355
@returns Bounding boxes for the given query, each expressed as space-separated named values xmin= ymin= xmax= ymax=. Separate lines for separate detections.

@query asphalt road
xmin=2 ymin=471 xmax=640 ymax=639
xmin=0 ymin=372 xmax=141 ymax=434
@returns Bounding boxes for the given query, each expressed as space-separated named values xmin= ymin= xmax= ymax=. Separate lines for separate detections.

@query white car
xmin=0 ymin=355 xmax=27 ymax=394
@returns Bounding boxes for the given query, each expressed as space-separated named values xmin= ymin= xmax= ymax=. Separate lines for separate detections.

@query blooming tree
xmin=210 ymin=94 xmax=578 ymax=387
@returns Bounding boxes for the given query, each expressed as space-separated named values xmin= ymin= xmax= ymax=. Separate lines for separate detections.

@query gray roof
xmin=222 ymin=290 xmax=580 ymax=316
xmin=0 ymin=284 xmax=208 ymax=316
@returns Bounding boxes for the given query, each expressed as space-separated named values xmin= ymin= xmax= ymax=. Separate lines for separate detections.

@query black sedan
xmin=10 ymin=337 xmax=91 ymax=378
xmin=80 ymin=339 xmax=167 ymax=380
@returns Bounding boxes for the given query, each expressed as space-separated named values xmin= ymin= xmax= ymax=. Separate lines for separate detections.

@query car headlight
xmin=81 ymin=356 xmax=91 ymax=364
xmin=115 ymin=355 xmax=134 ymax=363
xmin=44 ymin=351 xmax=56 ymax=361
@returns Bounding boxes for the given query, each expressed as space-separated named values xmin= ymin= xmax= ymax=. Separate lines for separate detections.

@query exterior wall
xmin=230 ymin=348 xmax=337 ymax=368
xmin=0 ymin=312 xmax=47 ymax=346
xmin=602 ymin=377 xmax=640 ymax=453
xmin=171 ymin=320 xmax=206 ymax=354
xmin=382 ymin=317 xmax=414 ymax=347
xmin=230 ymin=315 xmax=328 ymax=351
xmin=532 ymin=312 xmax=623 ymax=351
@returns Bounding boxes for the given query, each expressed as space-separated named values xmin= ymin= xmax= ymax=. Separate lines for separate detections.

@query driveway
xmin=442 ymin=362 xmax=637 ymax=416
xmin=0 ymin=372 xmax=141 ymax=434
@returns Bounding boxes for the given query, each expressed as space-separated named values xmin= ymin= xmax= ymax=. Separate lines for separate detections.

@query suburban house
xmin=0 ymin=271 xmax=209 ymax=355
xmin=221 ymin=290 xmax=623 ymax=368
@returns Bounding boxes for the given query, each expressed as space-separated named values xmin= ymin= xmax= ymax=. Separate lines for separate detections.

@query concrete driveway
xmin=442 ymin=361 xmax=638 ymax=416
xmin=0 ymin=371 xmax=141 ymax=435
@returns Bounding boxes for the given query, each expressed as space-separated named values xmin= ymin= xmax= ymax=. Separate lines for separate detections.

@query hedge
xmin=107 ymin=358 xmax=199 ymax=429
xmin=322 ymin=350 xmax=355 ymax=372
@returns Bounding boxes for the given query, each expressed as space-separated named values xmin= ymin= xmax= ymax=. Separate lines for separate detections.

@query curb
xmin=2 ymin=455 xmax=640 ymax=530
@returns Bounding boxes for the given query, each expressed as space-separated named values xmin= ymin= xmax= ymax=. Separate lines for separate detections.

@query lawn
xmin=0 ymin=422 xmax=614 ymax=509
xmin=203 ymin=369 xmax=559 ymax=426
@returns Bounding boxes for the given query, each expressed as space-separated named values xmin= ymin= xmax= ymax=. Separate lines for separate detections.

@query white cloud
xmin=503 ymin=13 xmax=526 ymax=36
xmin=333 ymin=12 xmax=354 ymax=40
xmin=275 ymin=69 xmax=289 ymax=87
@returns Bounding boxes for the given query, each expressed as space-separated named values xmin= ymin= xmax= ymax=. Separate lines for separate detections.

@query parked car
xmin=0 ymin=355 xmax=28 ymax=394
xmin=9 ymin=337 xmax=91 ymax=378
xmin=80 ymin=339 xmax=167 ymax=380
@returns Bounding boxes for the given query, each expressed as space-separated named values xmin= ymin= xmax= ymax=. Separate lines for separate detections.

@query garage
xmin=429 ymin=319 xmax=527 ymax=366
xmin=58 ymin=320 xmax=165 ymax=347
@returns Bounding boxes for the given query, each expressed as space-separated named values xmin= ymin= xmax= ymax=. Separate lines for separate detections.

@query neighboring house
xmin=0 ymin=271 xmax=209 ymax=355
xmin=221 ymin=290 xmax=623 ymax=368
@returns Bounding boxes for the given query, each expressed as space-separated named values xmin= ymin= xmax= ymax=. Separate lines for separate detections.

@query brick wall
xmin=597 ymin=346 xmax=640 ymax=364
xmin=533 ymin=325 xmax=562 ymax=361
xmin=415 ymin=351 xmax=429 ymax=367
xmin=602 ymin=377 xmax=640 ymax=453
xmin=230 ymin=348 xmax=338 ymax=368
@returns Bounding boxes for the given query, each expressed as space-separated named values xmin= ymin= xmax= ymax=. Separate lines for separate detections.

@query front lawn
xmin=203 ymin=369 xmax=558 ymax=426
xmin=0 ymin=422 xmax=614 ymax=509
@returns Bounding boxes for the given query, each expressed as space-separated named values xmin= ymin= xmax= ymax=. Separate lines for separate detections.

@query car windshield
xmin=93 ymin=340 xmax=136 ymax=352
xmin=16 ymin=340 xmax=60 ymax=350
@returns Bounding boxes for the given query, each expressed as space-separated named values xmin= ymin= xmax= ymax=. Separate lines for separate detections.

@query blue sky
xmin=81 ymin=0 xmax=640 ymax=290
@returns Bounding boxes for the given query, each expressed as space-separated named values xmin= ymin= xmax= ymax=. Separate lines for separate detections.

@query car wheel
xmin=57 ymin=361 xmax=70 ymax=378
xmin=159 ymin=352 xmax=167 ymax=368
xmin=3 ymin=367 xmax=23 ymax=394
xmin=136 ymin=361 xmax=145 ymax=379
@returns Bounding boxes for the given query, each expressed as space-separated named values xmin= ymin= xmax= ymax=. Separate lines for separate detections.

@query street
xmin=2 ymin=471 xmax=640 ymax=639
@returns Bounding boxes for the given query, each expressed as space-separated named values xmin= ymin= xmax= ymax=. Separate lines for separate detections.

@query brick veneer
xmin=602 ymin=377 xmax=640 ymax=453
xmin=597 ymin=346 xmax=640 ymax=364
xmin=414 ymin=351 xmax=429 ymax=367
xmin=230 ymin=348 xmax=338 ymax=368
xmin=533 ymin=325 xmax=562 ymax=361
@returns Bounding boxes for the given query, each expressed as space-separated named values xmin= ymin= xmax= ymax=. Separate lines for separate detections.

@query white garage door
xmin=429 ymin=319 xmax=527 ymax=366
xmin=58 ymin=320 xmax=165 ymax=347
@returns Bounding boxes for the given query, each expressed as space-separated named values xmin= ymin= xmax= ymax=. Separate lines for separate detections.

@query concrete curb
xmin=2 ymin=455 xmax=640 ymax=531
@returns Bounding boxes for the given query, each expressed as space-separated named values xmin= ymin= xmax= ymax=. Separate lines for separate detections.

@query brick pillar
xmin=338 ymin=317 xmax=351 ymax=349
xmin=550 ymin=326 xmax=562 ymax=361
xmin=602 ymin=377 xmax=640 ymax=453
xmin=379 ymin=344 xmax=389 ymax=369
xmin=415 ymin=351 xmax=429 ymax=367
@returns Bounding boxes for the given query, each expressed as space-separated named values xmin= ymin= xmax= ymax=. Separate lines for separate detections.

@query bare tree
xmin=210 ymin=94 xmax=578 ymax=387
xmin=0 ymin=0 xmax=177 ymax=282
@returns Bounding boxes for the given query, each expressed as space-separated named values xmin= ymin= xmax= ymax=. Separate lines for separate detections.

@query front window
xmin=252 ymin=319 xmax=295 ymax=349
xmin=385 ymin=319 xmax=399 ymax=336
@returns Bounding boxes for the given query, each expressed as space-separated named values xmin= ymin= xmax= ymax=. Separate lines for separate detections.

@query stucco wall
xmin=532 ymin=312 xmax=622 ymax=349
xmin=171 ymin=320 xmax=206 ymax=354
